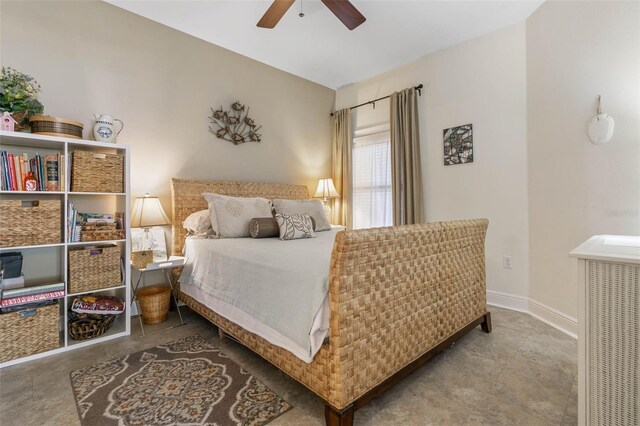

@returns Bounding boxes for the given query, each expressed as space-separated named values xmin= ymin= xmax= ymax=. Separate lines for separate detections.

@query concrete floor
xmin=0 ymin=306 xmax=577 ymax=425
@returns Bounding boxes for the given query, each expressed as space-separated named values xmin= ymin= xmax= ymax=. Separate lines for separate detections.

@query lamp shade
xmin=313 ymin=178 xmax=340 ymax=199
xmin=130 ymin=193 xmax=170 ymax=228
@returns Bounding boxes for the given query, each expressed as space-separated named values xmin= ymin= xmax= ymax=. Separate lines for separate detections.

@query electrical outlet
xmin=503 ymin=256 xmax=512 ymax=269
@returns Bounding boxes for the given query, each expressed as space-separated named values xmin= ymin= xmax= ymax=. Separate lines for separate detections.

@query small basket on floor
xmin=68 ymin=311 xmax=116 ymax=341
xmin=137 ymin=285 xmax=171 ymax=325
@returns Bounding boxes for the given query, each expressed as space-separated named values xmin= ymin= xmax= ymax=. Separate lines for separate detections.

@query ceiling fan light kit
xmin=257 ymin=0 xmax=366 ymax=30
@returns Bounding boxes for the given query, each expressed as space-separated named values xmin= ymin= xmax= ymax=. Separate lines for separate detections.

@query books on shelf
xmin=0 ymin=151 xmax=65 ymax=192
xmin=0 ymin=289 xmax=65 ymax=308
xmin=2 ymin=282 xmax=65 ymax=299
xmin=67 ymin=200 xmax=83 ymax=242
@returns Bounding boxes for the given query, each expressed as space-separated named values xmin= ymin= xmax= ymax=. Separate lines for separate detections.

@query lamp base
xmin=322 ymin=201 xmax=331 ymax=217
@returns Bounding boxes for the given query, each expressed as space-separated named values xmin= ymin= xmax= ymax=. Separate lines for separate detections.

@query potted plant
xmin=0 ymin=67 xmax=44 ymax=130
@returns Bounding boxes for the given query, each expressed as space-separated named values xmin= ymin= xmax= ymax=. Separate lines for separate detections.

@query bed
xmin=171 ymin=178 xmax=491 ymax=426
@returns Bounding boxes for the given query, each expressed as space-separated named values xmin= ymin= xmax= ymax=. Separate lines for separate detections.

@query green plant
xmin=0 ymin=67 xmax=44 ymax=123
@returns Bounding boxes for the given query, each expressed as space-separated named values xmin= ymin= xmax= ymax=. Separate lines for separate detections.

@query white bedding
xmin=179 ymin=227 xmax=343 ymax=363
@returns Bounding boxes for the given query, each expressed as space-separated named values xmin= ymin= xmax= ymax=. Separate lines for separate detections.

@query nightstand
xmin=131 ymin=256 xmax=186 ymax=335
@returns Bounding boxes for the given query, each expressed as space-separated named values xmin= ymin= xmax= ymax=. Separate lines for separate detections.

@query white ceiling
xmin=105 ymin=0 xmax=544 ymax=89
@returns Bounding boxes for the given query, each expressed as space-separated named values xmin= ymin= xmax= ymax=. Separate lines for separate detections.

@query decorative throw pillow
xmin=249 ymin=216 xmax=317 ymax=238
xmin=203 ymin=193 xmax=272 ymax=238
xmin=182 ymin=209 xmax=216 ymax=237
xmin=275 ymin=213 xmax=316 ymax=240
xmin=272 ymin=199 xmax=331 ymax=231
xmin=71 ymin=295 xmax=125 ymax=315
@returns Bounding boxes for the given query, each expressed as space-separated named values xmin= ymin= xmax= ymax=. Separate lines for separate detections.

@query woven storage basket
xmin=29 ymin=115 xmax=83 ymax=139
xmin=71 ymin=151 xmax=124 ymax=193
xmin=0 ymin=200 xmax=61 ymax=247
xmin=68 ymin=245 xmax=121 ymax=294
xmin=0 ymin=303 xmax=60 ymax=362
xmin=80 ymin=229 xmax=125 ymax=242
xmin=67 ymin=311 xmax=116 ymax=341
xmin=137 ymin=285 xmax=170 ymax=325
xmin=131 ymin=250 xmax=153 ymax=270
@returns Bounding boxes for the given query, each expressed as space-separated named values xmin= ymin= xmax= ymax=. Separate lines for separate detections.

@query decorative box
xmin=29 ymin=116 xmax=83 ymax=139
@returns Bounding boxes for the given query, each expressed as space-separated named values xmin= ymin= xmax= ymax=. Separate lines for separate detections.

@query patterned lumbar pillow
xmin=275 ymin=213 xmax=316 ymax=240
xmin=272 ymin=199 xmax=331 ymax=231
xmin=203 ymin=193 xmax=272 ymax=238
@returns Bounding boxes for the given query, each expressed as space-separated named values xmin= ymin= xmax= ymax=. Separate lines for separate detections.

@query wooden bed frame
xmin=170 ymin=178 xmax=491 ymax=426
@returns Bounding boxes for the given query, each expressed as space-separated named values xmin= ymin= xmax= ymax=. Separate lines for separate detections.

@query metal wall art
xmin=209 ymin=101 xmax=262 ymax=144
xmin=443 ymin=123 xmax=473 ymax=165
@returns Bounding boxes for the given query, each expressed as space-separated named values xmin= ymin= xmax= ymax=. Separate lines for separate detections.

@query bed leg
xmin=325 ymin=404 xmax=354 ymax=426
xmin=218 ymin=327 xmax=226 ymax=341
xmin=481 ymin=312 xmax=492 ymax=333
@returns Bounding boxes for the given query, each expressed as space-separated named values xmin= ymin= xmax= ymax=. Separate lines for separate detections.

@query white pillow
xmin=203 ymin=193 xmax=272 ymax=238
xmin=275 ymin=213 xmax=316 ymax=240
xmin=272 ymin=199 xmax=331 ymax=231
xmin=182 ymin=209 xmax=215 ymax=236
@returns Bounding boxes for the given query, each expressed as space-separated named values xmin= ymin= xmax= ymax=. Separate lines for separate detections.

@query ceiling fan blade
xmin=257 ymin=0 xmax=295 ymax=28
xmin=321 ymin=0 xmax=366 ymax=30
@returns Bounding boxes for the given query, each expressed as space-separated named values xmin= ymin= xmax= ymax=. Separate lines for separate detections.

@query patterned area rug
xmin=70 ymin=335 xmax=292 ymax=425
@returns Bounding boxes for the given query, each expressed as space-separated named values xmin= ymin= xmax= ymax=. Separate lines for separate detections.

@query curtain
xmin=331 ymin=108 xmax=352 ymax=228
xmin=352 ymin=132 xmax=392 ymax=229
xmin=390 ymin=88 xmax=423 ymax=225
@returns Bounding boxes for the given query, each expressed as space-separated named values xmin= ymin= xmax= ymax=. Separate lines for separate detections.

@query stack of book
xmin=67 ymin=200 xmax=83 ymax=242
xmin=0 ymin=282 xmax=65 ymax=313
xmin=0 ymin=151 xmax=66 ymax=191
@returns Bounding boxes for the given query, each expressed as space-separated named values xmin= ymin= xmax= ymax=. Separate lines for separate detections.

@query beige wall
xmin=0 ymin=0 xmax=335 ymax=209
xmin=336 ymin=23 xmax=530 ymax=300
xmin=527 ymin=1 xmax=640 ymax=318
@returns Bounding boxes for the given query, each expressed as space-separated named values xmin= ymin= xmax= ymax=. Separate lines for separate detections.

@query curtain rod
xmin=330 ymin=84 xmax=423 ymax=117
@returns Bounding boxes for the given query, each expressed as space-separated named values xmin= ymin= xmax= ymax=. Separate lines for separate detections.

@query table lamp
xmin=314 ymin=178 xmax=340 ymax=216
xmin=130 ymin=193 xmax=170 ymax=255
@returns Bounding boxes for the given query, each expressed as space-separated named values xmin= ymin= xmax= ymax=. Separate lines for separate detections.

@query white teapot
xmin=93 ymin=114 xmax=124 ymax=143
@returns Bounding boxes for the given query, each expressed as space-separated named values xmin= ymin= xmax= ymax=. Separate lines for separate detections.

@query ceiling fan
xmin=257 ymin=0 xmax=366 ymax=31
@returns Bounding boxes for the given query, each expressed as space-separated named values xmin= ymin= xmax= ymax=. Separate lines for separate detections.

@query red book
xmin=7 ymin=153 xmax=16 ymax=190
xmin=1 ymin=290 xmax=65 ymax=307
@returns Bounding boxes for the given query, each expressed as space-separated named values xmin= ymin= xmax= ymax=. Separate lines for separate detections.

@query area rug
xmin=70 ymin=335 xmax=292 ymax=425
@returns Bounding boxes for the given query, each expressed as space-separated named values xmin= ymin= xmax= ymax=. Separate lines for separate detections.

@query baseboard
xmin=486 ymin=289 xmax=529 ymax=312
xmin=528 ymin=298 xmax=578 ymax=339
xmin=486 ymin=290 xmax=577 ymax=339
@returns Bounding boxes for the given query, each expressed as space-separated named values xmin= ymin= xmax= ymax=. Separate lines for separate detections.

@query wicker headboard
xmin=170 ymin=178 xmax=309 ymax=255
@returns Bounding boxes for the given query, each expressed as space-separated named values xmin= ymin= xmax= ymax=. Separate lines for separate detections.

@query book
xmin=7 ymin=153 xmax=16 ymax=190
xmin=2 ymin=282 xmax=65 ymax=298
xmin=45 ymin=155 xmax=59 ymax=191
xmin=59 ymin=153 xmax=65 ymax=191
xmin=0 ymin=300 xmax=56 ymax=314
xmin=13 ymin=155 xmax=22 ymax=191
xmin=19 ymin=155 xmax=27 ymax=190
xmin=1 ymin=289 xmax=65 ymax=307
xmin=0 ymin=274 xmax=25 ymax=290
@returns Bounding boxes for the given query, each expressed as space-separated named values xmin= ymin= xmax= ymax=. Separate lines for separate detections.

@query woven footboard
xmin=326 ymin=219 xmax=488 ymax=408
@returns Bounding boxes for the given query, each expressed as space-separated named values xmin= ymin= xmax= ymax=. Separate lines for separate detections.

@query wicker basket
xmin=71 ymin=151 xmax=124 ymax=193
xmin=137 ymin=285 xmax=170 ymax=325
xmin=29 ymin=115 xmax=83 ymax=139
xmin=131 ymin=250 xmax=153 ymax=270
xmin=81 ymin=229 xmax=125 ymax=242
xmin=10 ymin=110 xmax=30 ymax=131
xmin=0 ymin=199 xmax=61 ymax=247
xmin=68 ymin=245 xmax=121 ymax=294
xmin=0 ymin=302 xmax=60 ymax=362
xmin=67 ymin=311 xmax=116 ymax=341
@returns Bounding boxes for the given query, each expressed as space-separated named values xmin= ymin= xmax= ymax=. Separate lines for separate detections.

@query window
xmin=352 ymin=130 xmax=392 ymax=229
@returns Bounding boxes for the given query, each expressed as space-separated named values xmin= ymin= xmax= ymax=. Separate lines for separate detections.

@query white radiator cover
xmin=572 ymin=235 xmax=640 ymax=426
